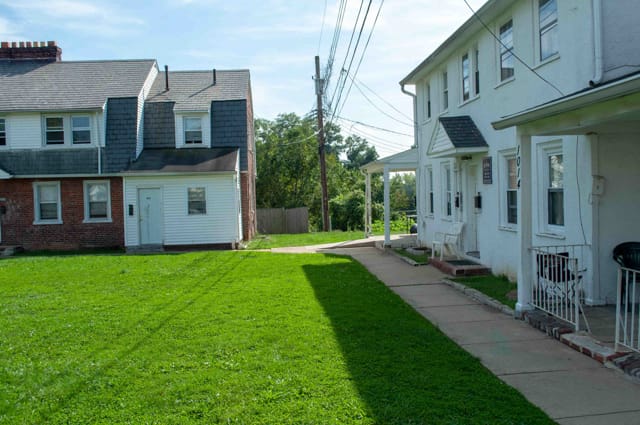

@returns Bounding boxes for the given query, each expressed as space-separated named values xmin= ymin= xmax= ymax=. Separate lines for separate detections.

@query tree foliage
xmin=255 ymin=113 xmax=414 ymax=231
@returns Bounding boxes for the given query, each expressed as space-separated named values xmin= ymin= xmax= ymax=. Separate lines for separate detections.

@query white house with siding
xmin=400 ymin=0 xmax=640 ymax=334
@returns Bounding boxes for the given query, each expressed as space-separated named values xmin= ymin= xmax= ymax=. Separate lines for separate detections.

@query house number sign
xmin=482 ymin=156 xmax=492 ymax=184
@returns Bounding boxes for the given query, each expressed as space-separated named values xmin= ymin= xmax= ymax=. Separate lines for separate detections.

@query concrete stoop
xmin=0 ymin=245 xmax=23 ymax=257
xmin=523 ymin=310 xmax=640 ymax=383
xmin=429 ymin=257 xmax=491 ymax=277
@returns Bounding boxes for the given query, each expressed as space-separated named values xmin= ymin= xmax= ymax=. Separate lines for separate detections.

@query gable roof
xmin=123 ymin=148 xmax=238 ymax=174
xmin=0 ymin=59 xmax=157 ymax=112
xmin=146 ymin=70 xmax=250 ymax=112
xmin=428 ymin=116 xmax=488 ymax=158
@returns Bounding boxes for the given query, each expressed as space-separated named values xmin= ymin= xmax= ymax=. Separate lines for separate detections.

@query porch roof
xmin=428 ymin=115 xmax=488 ymax=158
xmin=491 ymin=71 xmax=640 ymax=135
xmin=122 ymin=148 xmax=238 ymax=175
xmin=360 ymin=147 xmax=417 ymax=174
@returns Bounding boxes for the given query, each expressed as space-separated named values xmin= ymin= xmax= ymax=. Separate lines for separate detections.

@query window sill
xmin=536 ymin=231 xmax=566 ymax=240
xmin=33 ymin=219 xmax=63 ymax=225
xmin=83 ymin=218 xmax=112 ymax=224
xmin=494 ymin=77 xmax=515 ymax=90
xmin=498 ymin=225 xmax=517 ymax=233
xmin=43 ymin=144 xmax=95 ymax=149
xmin=442 ymin=217 xmax=453 ymax=222
xmin=534 ymin=54 xmax=560 ymax=70
xmin=439 ymin=109 xmax=449 ymax=117
xmin=457 ymin=95 xmax=480 ymax=108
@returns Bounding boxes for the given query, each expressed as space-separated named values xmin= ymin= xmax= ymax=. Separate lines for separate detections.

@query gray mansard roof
xmin=124 ymin=148 xmax=238 ymax=174
xmin=146 ymin=70 xmax=250 ymax=112
xmin=0 ymin=59 xmax=156 ymax=112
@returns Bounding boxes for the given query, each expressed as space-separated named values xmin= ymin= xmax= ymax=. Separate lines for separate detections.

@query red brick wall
xmin=0 ymin=177 xmax=124 ymax=251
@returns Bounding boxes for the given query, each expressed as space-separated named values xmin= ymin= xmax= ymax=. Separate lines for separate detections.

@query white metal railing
xmin=531 ymin=245 xmax=590 ymax=332
xmin=615 ymin=266 xmax=640 ymax=353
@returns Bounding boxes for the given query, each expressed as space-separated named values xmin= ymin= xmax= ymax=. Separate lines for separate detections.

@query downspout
xmin=400 ymin=83 xmax=418 ymax=149
xmin=589 ymin=0 xmax=603 ymax=86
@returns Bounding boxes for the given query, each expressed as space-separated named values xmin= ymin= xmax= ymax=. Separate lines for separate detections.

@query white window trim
xmin=33 ymin=181 xmax=62 ymax=225
xmin=498 ymin=149 xmax=517 ymax=230
xmin=535 ymin=0 xmax=559 ymax=64
xmin=536 ymin=140 xmax=564 ymax=236
xmin=183 ymin=116 xmax=204 ymax=146
xmin=71 ymin=115 xmax=92 ymax=145
xmin=461 ymin=52 xmax=471 ymax=103
xmin=441 ymin=70 xmax=449 ymax=113
xmin=427 ymin=166 xmax=434 ymax=217
xmin=441 ymin=162 xmax=452 ymax=219
xmin=187 ymin=187 xmax=207 ymax=215
xmin=42 ymin=114 xmax=95 ymax=148
xmin=459 ymin=47 xmax=481 ymax=106
xmin=424 ymin=82 xmax=432 ymax=122
xmin=497 ymin=18 xmax=515 ymax=84
xmin=83 ymin=180 xmax=112 ymax=223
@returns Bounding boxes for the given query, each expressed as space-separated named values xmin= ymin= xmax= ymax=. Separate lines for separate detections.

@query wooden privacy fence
xmin=257 ymin=207 xmax=309 ymax=234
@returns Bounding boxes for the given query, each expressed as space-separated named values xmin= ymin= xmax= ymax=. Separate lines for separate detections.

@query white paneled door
xmin=139 ymin=188 xmax=162 ymax=245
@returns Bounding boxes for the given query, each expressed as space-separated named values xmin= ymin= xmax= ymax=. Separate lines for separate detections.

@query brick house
xmin=0 ymin=41 xmax=256 ymax=251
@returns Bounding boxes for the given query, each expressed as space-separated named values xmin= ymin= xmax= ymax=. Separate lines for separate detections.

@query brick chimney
xmin=0 ymin=41 xmax=62 ymax=62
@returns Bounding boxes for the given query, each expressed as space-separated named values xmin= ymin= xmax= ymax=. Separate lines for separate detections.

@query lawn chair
xmin=432 ymin=222 xmax=464 ymax=261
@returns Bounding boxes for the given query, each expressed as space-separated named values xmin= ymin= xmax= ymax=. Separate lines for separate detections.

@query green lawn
xmin=0 ymin=252 xmax=552 ymax=424
xmin=454 ymin=274 xmax=518 ymax=309
xmin=246 ymin=230 xmax=365 ymax=249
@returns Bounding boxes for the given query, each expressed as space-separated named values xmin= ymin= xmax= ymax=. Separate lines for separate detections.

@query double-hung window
xmin=499 ymin=19 xmax=514 ymax=81
xmin=442 ymin=71 xmax=449 ymax=111
xmin=425 ymin=84 xmax=431 ymax=120
xmin=506 ymin=157 xmax=518 ymax=225
xmin=84 ymin=181 xmax=111 ymax=222
xmin=34 ymin=182 xmax=61 ymax=223
xmin=45 ymin=117 xmax=65 ymax=145
xmin=443 ymin=164 xmax=452 ymax=218
xmin=427 ymin=167 xmax=434 ymax=215
xmin=0 ymin=118 xmax=5 ymax=146
xmin=474 ymin=48 xmax=480 ymax=95
xmin=461 ymin=53 xmax=470 ymax=102
xmin=547 ymin=153 xmax=564 ymax=226
xmin=72 ymin=116 xmax=91 ymax=144
xmin=188 ymin=187 xmax=206 ymax=215
xmin=184 ymin=117 xmax=203 ymax=145
xmin=539 ymin=0 xmax=558 ymax=60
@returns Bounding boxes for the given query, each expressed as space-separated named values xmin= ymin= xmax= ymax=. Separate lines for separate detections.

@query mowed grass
xmin=0 ymin=252 xmax=553 ymax=424
xmin=454 ymin=274 xmax=518 ymax=309
xmin=246 ymin=231 xmax=364 ymax=249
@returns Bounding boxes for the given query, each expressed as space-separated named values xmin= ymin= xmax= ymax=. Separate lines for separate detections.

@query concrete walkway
xmin=273 ymin=244 xmax=640 ymax=425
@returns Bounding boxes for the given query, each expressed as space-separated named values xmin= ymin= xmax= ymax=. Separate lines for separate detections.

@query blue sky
xmin=0 ymin=0 xmax=485 ymax=157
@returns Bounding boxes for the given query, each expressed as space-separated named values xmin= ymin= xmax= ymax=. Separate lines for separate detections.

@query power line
xmin=461 ymin=0 xmax=564 ymax=96
xmin=345 ymin=70 xmax=413 ymax=127
xmin=317 ymin=0 xmax=328 ymax=55
xmin=335 ymin=0 xmax=384 ymax=118
xmin=351 ymin=72 xmax=413 ymax=121
xmin=332 ymin=0 xmax=373 ymax=120
xmin=324 ymin=0 xmax=348 ymax=95
xmin=336 ymin=115 xmax=413 ymax=137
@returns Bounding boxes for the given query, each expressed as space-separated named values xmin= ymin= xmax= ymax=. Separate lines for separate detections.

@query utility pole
xmin=314 ymin=55 xmax=330 ymax=231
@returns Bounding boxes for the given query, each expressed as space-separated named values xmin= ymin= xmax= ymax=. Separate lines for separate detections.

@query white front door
xmin=465 ymin=164 xmax=479 ymax=255
xmin=138 ymin=188 xmax=162 ymax=245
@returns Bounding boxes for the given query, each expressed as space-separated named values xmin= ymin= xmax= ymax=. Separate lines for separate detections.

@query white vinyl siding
xmin=5 ymin=114 xmax=41 ymax=149
xmin=123 ymin=174 xmax=240 ymax=246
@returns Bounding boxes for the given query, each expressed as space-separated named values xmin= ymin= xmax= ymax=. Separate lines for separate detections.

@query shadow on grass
xmin=303 ymin=257 xmax=554 ymax=424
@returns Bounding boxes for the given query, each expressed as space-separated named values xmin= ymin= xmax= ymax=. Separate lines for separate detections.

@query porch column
xmin=383 ymin=165 xmax=391 ymax=246
xmin=516 ymin=129 xmax=534 ymax=315
xmin=364 ymin=171 xmax=372 ymax=238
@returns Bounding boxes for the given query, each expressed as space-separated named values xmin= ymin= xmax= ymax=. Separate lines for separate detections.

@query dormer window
xmin=45 ymin=117 xmax=65 ymax=145
xmin=184 ymin=117 xmax=203 ymax=145
xmin=43 ymin=114 xmax=93 ymax=147
xmin=72 ymin=116 xmax=91 ymax=144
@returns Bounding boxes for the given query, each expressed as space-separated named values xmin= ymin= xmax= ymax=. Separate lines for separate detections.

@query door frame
xmin=137 ymin=187 xmax=163 ymax=245
xmin=464 ymin=163 xmax=480 ymax=255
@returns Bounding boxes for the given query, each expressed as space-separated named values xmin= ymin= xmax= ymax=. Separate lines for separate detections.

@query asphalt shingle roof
xmin=439 ymin=116 xmax=488 ymax=148
xmin=0 ymin=59 xmax=157 ymax=112
xmin=124 ymin=148 xmax=238 ymax=174
xmin=146 ymin=70 xmax=250 ymax=111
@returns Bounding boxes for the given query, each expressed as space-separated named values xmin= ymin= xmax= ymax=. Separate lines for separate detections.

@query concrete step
xmin=0 ymin=245 xmax=23 ymax=257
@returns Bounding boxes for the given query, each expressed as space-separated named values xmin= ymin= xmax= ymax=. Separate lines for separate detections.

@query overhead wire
xmin=336 ymin=115 xmax=413 ymax=137
xmin=351 ymin=72 xmax=413 ymax=121
xmin=461 ymin=0 xmax=564 ymax=96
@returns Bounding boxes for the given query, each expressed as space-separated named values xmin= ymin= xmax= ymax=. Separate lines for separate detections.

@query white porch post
xmin=364 ymin=171 xmax=372 ymax=238
xmin=383 ymin=165 xmax=391 ymax=246
xmin=516 ymin=130 xmax=534 ymax=316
